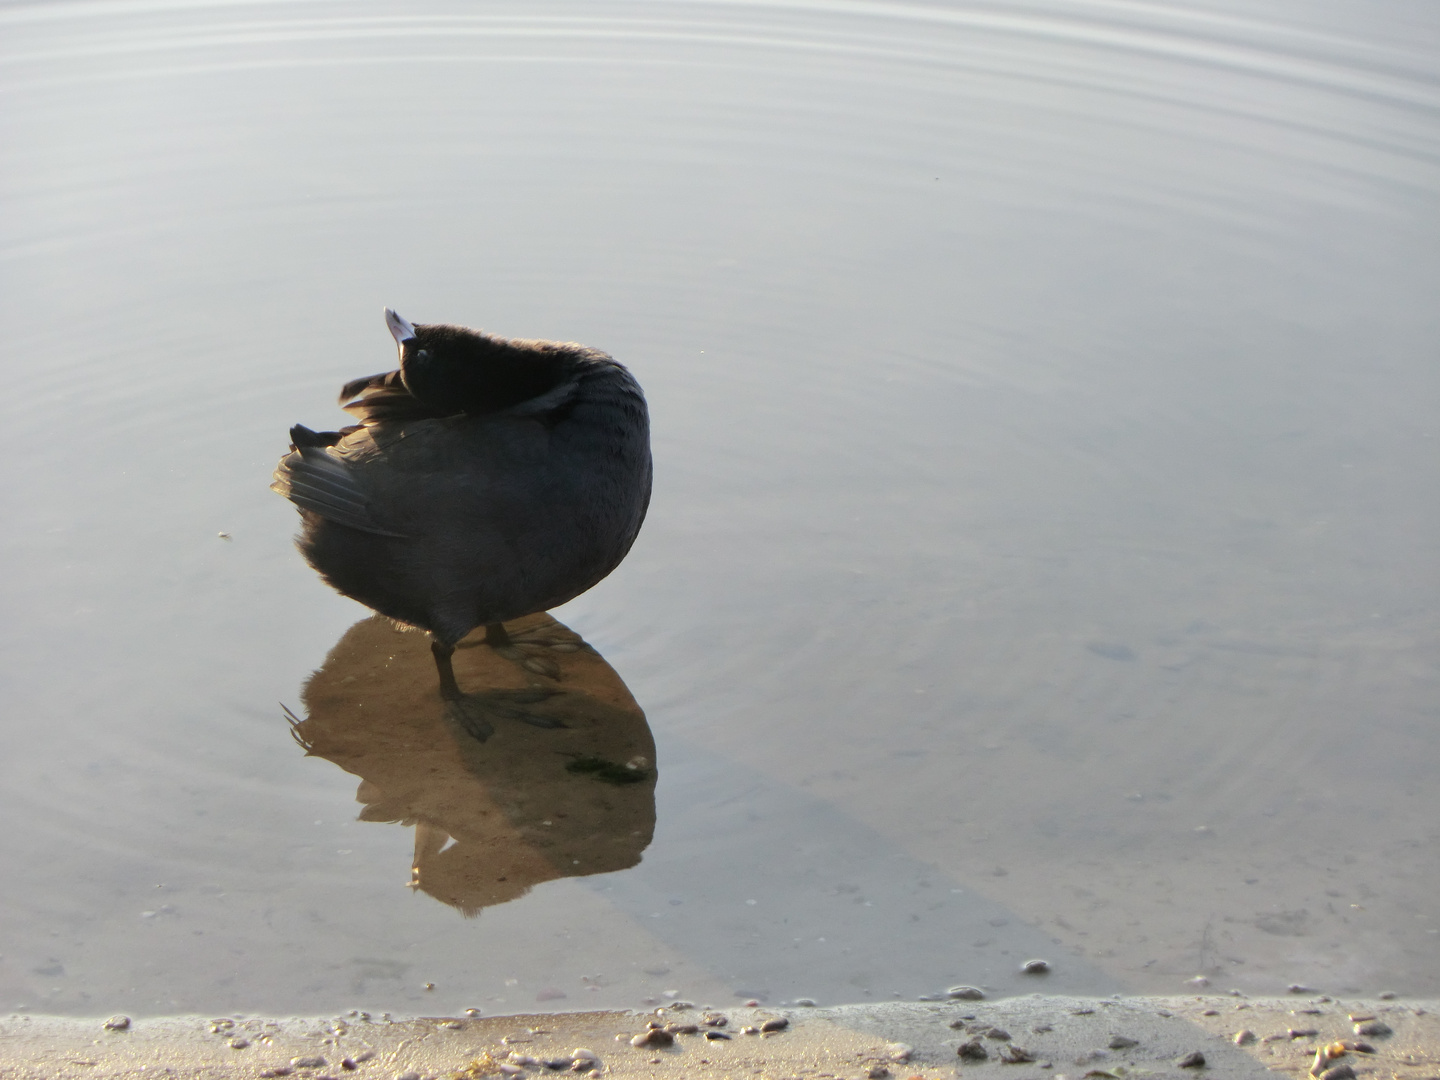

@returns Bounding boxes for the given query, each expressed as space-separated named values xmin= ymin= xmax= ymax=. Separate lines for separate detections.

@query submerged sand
xmin=2 ymin=995 xmax=1435 ymax=1080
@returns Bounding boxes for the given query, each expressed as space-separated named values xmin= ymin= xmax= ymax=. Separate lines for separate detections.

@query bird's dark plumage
xmin=273 ymin=311 xmax=651 ymax=736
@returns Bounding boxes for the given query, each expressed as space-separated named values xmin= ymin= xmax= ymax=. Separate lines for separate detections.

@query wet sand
xmin=3 ymin=995 xmax=1435 ymax=1080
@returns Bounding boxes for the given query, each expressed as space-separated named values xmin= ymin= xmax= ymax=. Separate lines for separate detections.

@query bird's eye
xmin=417 ymin=349 xmax=430 ymax=361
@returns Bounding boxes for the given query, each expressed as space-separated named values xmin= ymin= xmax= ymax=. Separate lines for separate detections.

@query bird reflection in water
xmin=287 ymin=612 xmax=655 ymax=916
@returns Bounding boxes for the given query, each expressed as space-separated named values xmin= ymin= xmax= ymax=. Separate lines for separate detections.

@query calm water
xmin=2 ymin=0 xmax=1438 ymax=1017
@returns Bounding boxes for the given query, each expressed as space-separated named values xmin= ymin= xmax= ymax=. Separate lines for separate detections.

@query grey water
xmin=1 ymin=0 xmax=1437 ymax=1018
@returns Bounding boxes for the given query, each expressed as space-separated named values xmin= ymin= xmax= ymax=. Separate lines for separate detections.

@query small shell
xmin=947 ymin=986 xmax=985 ymax=1001
xmin=1020 ymin=959 xmax=1050 ymax=975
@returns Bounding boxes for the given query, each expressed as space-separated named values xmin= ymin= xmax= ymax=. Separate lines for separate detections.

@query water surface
xmin=1 ymin=0 xmax=1438 ymax=1016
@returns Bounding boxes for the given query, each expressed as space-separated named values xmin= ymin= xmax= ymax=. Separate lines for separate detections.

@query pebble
xmin=466 ymin=1009 xmax=483 ymax=1016
xmin=630 ymin=1029 xmax=673 ymax=1047
xmin=868 ymin=1067 xmax=889 ymax=1079
xmin=664 ymin=1023 xmax=699 ymax=1035
xmin=705 ymin=1031 xmax=731 ymax=1041
xmin=1347 ymin=1014 xmax=1374 ymax=1023
xmin=1033 ymin=1025 xmax=1054 ymax=1034
xmin=999 ymin=1045 xmax=1035 ymax=1064
xmin=1317 ymin=1067 xmax=1356 ymax=1080
xmin=440 ymin=1021 xmax=463 ymax=1030
xmin=1020 ymin=959 xmax=1050 ymax=975
xmin=1233 ymin=1030 xmax=1256 ymax=1046
xmin=543 ymin=1058 xmax=572 ymax=1070
xmin=229 ymin=1037 xmax=250 ymax=1049
xmin=760 ymin=1018 xmax=790 ymax=1033
xmin=1107 ymin=1036 xmax=1138 ymax=1050
xmin=1289 ymin=1028 xmax=1319 ymax=1039
xmin=1176 ymin=1051 xmax=1206 ymax=1068
xmin=396 ymin=1073 xmax=421 ymax=1080
xmin=947 ymin=986 xmax=985 ymax=1001
xmin=1353 ymin=1021 xmax=1392 ymax=1037
xmin=571 ymin=1050 xmax=598 ymax=1062
xmin=1378 ymin=991 xmax=1398 ymax=1000
xmin=702 ymin=1014 xmax=728 ymax=1027
xmin=1289 ymin=984 xmax=1316 ymax=994
xmin=258 ymin=1071 xmax=294 ymax=1078
xmin=292 ymin=1057 xmax=328 ymax=1069
xmin=886 ymin=1042 xmax=912 ymax=1063
xmin=740 ymin=1026 xmax=760 ymax=1036
xmin=794 ymin=998 xmax=818 ymax=1007
xmin=985 ymin=1027 xmax=1011 ymax=1041
xmin=957 ymin=1039 xmax=988 ymax=1061
xmin=1186 ymin=976 xmax=1210 ymax=989
xmin=103 ymin=1016 xmax=131 ymax=1031
xmin=570 ymin=1060 xmax=593 ymax=1073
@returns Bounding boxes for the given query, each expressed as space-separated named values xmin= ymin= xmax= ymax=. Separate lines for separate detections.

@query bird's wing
xmin=271 ymin=428 xmax=410 ymax=538
xmin=339 ymin=369 xmax=457 ymax=424
xmin=503 ymin=374 xmax=581 ymax=421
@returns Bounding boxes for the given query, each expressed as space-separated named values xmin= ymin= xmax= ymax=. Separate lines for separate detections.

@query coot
xmin=273 ymin=310 xmax=651 ymax=737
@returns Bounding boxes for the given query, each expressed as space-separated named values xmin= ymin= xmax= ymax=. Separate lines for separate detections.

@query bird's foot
xmin=488 ymin=642 xmax=563 ymax=679
xmin=445 ymin=695 xmax=496 ymax=742
xmin=445 ymin=687 xmax=567 ymax=741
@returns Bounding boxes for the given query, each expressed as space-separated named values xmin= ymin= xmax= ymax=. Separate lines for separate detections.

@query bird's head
xmin=383 ymin=307 xmax=570 ymax=415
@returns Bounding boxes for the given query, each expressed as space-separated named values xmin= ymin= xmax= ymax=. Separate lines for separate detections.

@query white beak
xmin=385 ymin=307 xmax=417 ymax=345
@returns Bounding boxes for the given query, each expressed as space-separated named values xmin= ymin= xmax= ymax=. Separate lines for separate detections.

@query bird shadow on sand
xmin=286 ymin=612 xmax=656 ymax=916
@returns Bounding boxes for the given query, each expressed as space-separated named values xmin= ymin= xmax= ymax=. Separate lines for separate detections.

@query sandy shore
xmin=1 ymin=995 xmax=1435 ymax=1080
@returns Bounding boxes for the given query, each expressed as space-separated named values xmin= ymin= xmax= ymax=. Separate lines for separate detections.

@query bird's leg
xmin=481 ymin=620 xmax=561 ymax=679
xmin=431 ymin=635 xmax=564 ymax=737
xmin=431 ymin=638 xmax=494 ymax=742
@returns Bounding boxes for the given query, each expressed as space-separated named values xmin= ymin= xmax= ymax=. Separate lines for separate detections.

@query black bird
xmin=273 ymin=309 xmax=652 ymax=737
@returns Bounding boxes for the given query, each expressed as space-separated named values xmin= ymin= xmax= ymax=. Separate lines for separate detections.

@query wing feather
xmin=271 ymin=443 xmax=410 ymax=538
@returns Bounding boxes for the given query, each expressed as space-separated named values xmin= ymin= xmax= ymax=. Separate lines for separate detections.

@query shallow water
xmin=2 ymin=0 xmax=1438 ymax=1017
